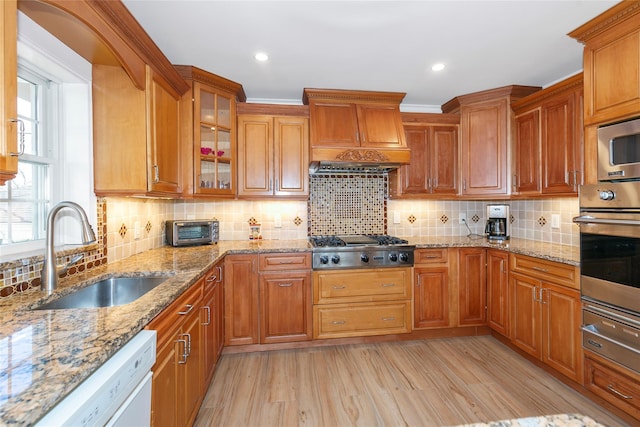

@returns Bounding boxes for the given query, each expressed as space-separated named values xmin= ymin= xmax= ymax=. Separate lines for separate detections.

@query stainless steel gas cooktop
xmin=310 ymin=235 xmax=415 ymax=270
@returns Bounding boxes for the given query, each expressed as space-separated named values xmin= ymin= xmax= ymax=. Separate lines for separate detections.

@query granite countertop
xmin=0 ymin=237 xmax=577 ymax=426
xmin=454 ymin=413 xmax=605 ymax=426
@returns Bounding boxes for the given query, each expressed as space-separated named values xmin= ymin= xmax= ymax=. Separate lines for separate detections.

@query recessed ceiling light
xmin=254 ymin=52 xmax=269 ymax=62
xmin=431 ymin=63 xmax=445 ymax=72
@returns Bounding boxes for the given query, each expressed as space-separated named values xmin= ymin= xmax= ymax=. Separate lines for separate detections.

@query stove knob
xmin=389 ymin=253 xmax=398 ymax=262
xmin=331 ymin=255 xmax=340 ymax=264
xmin=319 ymin=255 xmax=329 ymax=264
xmin=599 ymin=190 xmax=615 ymax=201
xmin=399 ymin=253 xmax=409 ymax=263
xmin=361 ymin=254 xmax=369 ymax=263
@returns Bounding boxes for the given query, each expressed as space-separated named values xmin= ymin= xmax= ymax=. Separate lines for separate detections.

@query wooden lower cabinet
xmin=458 ymin=248 xmax=487 ymax=326
xmin=260 ymin=270 xmax=312 ymax=343
xmin=584 ymin=352 xmax=640 ymax=420
xmin=312 ymin=267 xmax=412 ymax=339
xmin=146 ymin=279 xmax=204 ymax=427
xmin=413 ymin=248 xmax=452 ymax=329
xmin=225 ymin=252 xmax=312 ymax=346
xmin=509 ymin=254 xmax=582 ymax=382
xmin=201 ymin=261 xmax=224 ymax=394
xmin=224 ymin=254 xmax=259 ymax=345
xmin=487 ymin=249 xmax=509 ymax=336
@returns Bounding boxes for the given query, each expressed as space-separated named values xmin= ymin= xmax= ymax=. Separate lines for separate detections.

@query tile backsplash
xmin=0 ymin=190 xmax=580 ymax=297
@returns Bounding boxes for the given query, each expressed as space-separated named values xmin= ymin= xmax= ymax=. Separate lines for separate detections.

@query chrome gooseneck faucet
xmin=41 ymin=201 xmax=97 ymax=294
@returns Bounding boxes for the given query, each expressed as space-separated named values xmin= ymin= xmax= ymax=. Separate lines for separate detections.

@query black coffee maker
xmin=485 ymin=205 xmax=509 ymax=240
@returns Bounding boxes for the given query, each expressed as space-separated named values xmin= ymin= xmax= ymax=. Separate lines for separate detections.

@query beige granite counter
xmin=454 ymin=413 xmax=605 ymax=426
xmin=0 ymin=237 xmax=577 ymax=426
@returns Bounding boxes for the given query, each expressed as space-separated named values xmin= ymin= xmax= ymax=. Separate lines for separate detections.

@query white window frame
xmin=0 ymin=12 xmax=95 ymax=258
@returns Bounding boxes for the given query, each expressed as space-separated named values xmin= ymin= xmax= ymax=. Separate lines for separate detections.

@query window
xmin=0 ymin=72 xmax=56 ymax=245
xmin=0 ymin=12 xmax=95 ymax=257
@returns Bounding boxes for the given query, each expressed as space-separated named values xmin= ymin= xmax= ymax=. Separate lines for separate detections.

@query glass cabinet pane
xmin=217 ymin=161 xmax=231 ymax=189
xmin=217 ymin=96 xmax=230 ymax=128
xmin=218 ymin=129 xmax=231 ymax=157
xmin=201 ymin=91 xmax=215 ymax=123
xmin=200 ymin=125 xmax=215 ymax=153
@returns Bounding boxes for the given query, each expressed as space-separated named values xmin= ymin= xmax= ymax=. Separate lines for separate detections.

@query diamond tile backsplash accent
xmin=308 ymin=174 xmax=387 ymax=235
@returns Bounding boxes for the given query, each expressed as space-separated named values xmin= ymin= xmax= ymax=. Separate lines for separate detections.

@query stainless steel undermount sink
xmin=34 ymin=276 xmax=168 ymax=310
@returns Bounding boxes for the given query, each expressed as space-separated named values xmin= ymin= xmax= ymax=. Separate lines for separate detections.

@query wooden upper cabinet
xmin=391 ymin=113 xmax=459 ymax=198
xmin=513 ymin=109 xmax=541 ymax=194
xmin=147 ymin=69 xmax=182 ymax=194
xmin=569 ymin=1 xmax=640 ymax=126
xmin=303 ymin=89 xmax=410 ymax=165
xmin=512 ymin=74 xmax=583 ymax=197
xmin=0 ymin=0 xmax=18 ymax=186
xmin=237 ymin=104 xmax=309 ymax=199
xmin=443 ymin=85 xmax=540 ymax=198
xmin=175 ymin=65 xmax=245 ymax=198
xmin=93 ymin=64 xmax=183 ymax=196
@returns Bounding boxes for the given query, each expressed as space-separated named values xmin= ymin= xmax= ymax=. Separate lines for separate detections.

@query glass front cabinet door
xmin=196 ymin=83 xmax=235 ymax=195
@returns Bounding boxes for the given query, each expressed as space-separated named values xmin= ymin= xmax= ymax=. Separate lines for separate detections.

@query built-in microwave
xmin=166 ymin=220 xmax=219 ymax=247
xmin=598 ymin=116 xmax=640 ymax=181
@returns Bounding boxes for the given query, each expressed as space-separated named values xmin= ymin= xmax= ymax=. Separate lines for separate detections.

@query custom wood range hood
xmin=303 ymin=88 xmax=411 ymax=173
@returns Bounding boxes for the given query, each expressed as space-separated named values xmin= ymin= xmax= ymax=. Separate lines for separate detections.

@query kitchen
xmin=1 ymin=0 xmax=640 ymax=426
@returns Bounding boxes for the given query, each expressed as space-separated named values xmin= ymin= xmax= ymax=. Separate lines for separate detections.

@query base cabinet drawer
xmin=313 ymin=301 xmax=411 ymax=339
xmin=313 ymin=268 xmax=411 ymax=304
xmin=585 ymin=354 xmax=640 ymax=419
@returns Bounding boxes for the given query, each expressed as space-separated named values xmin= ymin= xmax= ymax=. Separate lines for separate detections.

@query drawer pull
xmin=332 ymin=320 xmax=346 ymax=325
xmin=202 ymin=306 xmax=211 ymax=325
xmin=602 ymin=320 xmax=617 ymax=329
xmin=424 ymin=255 xmax=439 ymax=259
xmin=206 ymin=275 xmax=217 ymax=283
xmin=176 ymin=338 xmax=188 ymax=364
xmin=587 ymin=338 xmax=603 ymax=349
xmin=381 ymin=283 xmax=396 ymax=288
xmin=278 ymin=260 xmax=295 ymax=264
xmin=607 ymin=385 xmax=633 ymax=400
xmin=332 ymin=285 xmax=347 ymax=290
xmin=623 ymin=328 xmax=639 ymax=338
xmin=178 ymin=304 xmax=194 ymax=315
xmin=278 ymin=283 xmax=293 ymax=287
xmin=532 ymin=266 xmax=548 ymax=273
xmin=382 ymin=317 xmax=396 ymax=321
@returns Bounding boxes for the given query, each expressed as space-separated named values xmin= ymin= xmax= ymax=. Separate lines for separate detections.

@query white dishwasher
xmin=36 ymin=330 xmax=156 ymax=427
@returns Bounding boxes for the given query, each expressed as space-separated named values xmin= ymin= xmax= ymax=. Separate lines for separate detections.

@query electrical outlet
xmin=274 ymin=214 xmax=282 ymax=228
xmin=134 ymin=221 xmax=141 ymax=239
xmin=393 ymin=211 xmax=401 ymax=224
xmin=551 ymin=214 xmax=560 ymax=229
xmin=459 ymin=212 xmax=467 ymax=224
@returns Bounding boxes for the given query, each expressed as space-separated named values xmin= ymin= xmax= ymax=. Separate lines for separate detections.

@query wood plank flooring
xmin=194 ymin=336 xmax=632 ymax=426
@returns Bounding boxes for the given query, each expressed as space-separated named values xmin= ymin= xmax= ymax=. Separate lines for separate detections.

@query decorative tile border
xmin=0 ymin=199 xmax=108 ymax=297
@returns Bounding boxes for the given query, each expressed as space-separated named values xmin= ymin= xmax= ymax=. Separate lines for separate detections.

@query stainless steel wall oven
xmin=574 ymin=182 xmax=640 ymax=374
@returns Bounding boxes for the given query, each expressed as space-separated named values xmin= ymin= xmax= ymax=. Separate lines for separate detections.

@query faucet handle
xmin=58 ymin=254 xmax=84 ymax=277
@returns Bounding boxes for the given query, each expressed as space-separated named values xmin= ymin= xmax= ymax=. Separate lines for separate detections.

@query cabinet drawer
xmin=313 ymin=268 xmax=411 ymax=304
xmin=313 ymin=301 xmax=411 ymax=339
xmin=585 ymin=355 xmax=640 ymax=417
xmin=510 ymin=254 xmax=578 ymax=289
xmin=415 ymin=248 xmax=448 ymax=264
xmin=259 ymin=252 xmax=311 ymax=271
xmin=146 ymin=279 xmax=203 ymax=348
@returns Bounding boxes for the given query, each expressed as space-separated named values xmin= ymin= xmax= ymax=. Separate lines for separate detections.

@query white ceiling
xmin=122 ymin=0 xmax=618 ymax=112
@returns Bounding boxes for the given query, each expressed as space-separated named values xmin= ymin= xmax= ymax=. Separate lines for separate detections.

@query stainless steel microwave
xmin=598 ymin=117 xmax=640 ymax=181
xmin=166 ymin=220 xmax=219 ymax=247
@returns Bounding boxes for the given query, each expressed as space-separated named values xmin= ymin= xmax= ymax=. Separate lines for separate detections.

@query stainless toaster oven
xmin=166 ymin=220 xmax=219 ymax=247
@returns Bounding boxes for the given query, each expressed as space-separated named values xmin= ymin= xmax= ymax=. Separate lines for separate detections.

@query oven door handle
xmin=572 ymin=215 xmax=640 ymax=226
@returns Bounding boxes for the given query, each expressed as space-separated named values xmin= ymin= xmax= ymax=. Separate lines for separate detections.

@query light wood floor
xmin=194 ymin=336 xmax=632 ymax=426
